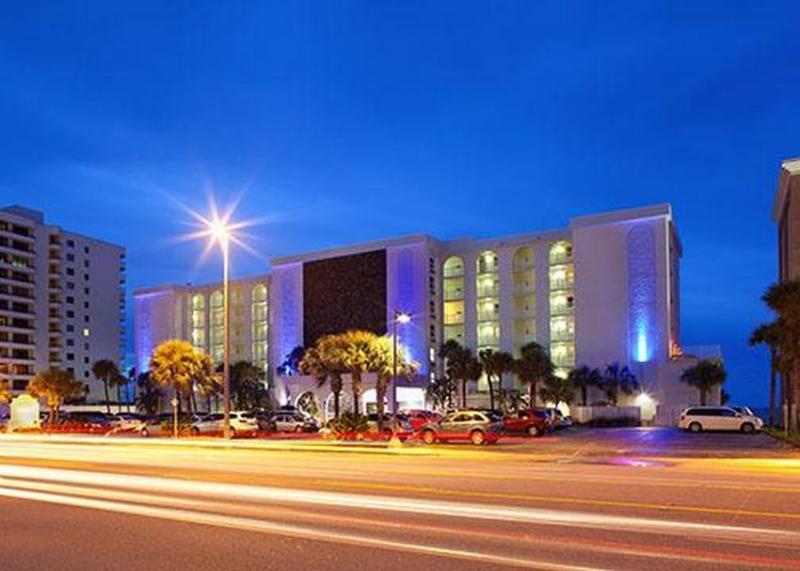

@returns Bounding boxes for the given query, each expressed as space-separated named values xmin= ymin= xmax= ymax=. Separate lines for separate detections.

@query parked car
xmin=140 ymin=413 xmax=196 ymax=437
xmin=503 ymin=409 xmax=550 ymax=437
xmin=366 ymin=413 xmax=413 ymax=438
xmin=401 ymin=409 xmax=442 ymax=431
xmin=262 ymin=411 xmax=320 ymax=433
xmin=59 ymin=411 xmax=112 ymax=432
xmin=108 ymin=413 xmax=146 ymax=432
xmin=419 ymin=409 xmax=504 ymax=445
xmin=678 ymin=406 xmax=764 ymax=433
xmin=192 ymin=411 xmax=259 ymax=436
xmin=546 ymin=408 xmax=573 ymax=429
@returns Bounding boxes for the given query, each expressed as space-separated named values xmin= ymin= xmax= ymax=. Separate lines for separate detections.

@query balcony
xmin=549 ymin=278 xmax=573 ymax=292
xmin=476 ymin=285 xmax=499 ymax=298
xmin=550 ymin=306 xmax=574 ymax=317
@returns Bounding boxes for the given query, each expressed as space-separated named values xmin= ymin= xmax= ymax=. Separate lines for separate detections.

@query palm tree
xmin=680 ymin=359 xmax=726 ymax=406
xmin=750 ymin=322 xmax=781 ymax=425
xmin=92 ymin=359 xmax=121 ymax=414
xmin=760 ymin=280 xmax=800 ymax=431
xmin=601 ymin=363 xmax=638 ymax=406
xmin=0 ymin=376 xmax=11 ymax=405
xmin=27 ymin=368 xmax=84 ymax=426
xmin=370 ymin=335 xmax=418 ymax=431
xmin=229 ymin=361 xmax=267 ymax=410
xmin=567 ymin=365 xmax=602 ymax=407
xmin=439 ymin=341 xmax=481 ymax=408
xmin=539 ymin=375 xmax=575 ymax=409
xmin=341 ymin=330 xmax=378 ymax=415
xmin=149 ymin=340 xmax=216 ymax=415
xmin=479 ymin=349 xmax=514 ymax=410
xmin=513 ymin=342 xmax=554 ymax=407
xmin=300 ymin=335 xmax=346 ymax=419
xmin=427 ymin=377 xmax=457 ymax=410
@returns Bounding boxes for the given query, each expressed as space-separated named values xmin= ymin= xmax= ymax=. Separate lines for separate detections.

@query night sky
xmin=1 ymin=2 xmax=798 ymax=405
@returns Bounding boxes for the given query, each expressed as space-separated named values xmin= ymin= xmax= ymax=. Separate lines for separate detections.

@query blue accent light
xmin=627 ymin=223 xmax=657 ymax=363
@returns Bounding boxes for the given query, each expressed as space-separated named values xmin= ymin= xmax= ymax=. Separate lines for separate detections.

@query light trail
xmin=0 ymin=484 xmax=605 ymax=571
xmin=0 ymin=464 xmax=796 ymax=546
xmin=0 ymin=476 xmax=797 ymax=570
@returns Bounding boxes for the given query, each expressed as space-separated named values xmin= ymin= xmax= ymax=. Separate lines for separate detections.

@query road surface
xmin=0 ymin=429 xmax=798 ymax=570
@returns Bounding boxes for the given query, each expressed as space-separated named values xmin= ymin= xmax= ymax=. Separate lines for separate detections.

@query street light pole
xmin=391 ymin=310 xmax=410 ymax=434
xmin=221 ymin=235 xmax=232 ymax=440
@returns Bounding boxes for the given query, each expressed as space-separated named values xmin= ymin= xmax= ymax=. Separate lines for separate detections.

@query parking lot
xmin=497 ymin=426 xmax=798 ymax=459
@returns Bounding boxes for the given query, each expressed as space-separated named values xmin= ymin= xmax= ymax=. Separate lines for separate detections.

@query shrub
xmin=328 ymin=412 xmax=369 ymax=439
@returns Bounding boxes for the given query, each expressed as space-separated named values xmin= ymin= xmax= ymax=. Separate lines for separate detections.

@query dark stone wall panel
xmin=303 ymin=250 xmax=387 ymax=345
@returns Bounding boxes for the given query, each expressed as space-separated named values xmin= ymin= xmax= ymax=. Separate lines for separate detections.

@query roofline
xmin=773 ymin=158 xmax=800 ymax=222
xmin=133 ymin=272 xmax=271 ymax=298
xmin=569 ymin=203 xmax=673 ymax=228
xmin=271 ymin=234 xmax=436 ymax=266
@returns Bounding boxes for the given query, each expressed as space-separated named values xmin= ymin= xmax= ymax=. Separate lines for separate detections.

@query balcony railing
xmin=476 ymin=286 xmax=499 ymax=298
xmin=550 ymin=304 xmax=574 ymax=316
xmin=549 ymin=279 xmax=573 ymax=291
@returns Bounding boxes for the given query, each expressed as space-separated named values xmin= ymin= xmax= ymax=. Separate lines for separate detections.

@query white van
xmin=678 ymin=406 xmax=763 ymax=433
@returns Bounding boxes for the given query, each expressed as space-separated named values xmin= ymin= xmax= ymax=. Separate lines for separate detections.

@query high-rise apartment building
xmin=136 ymin=203 xmax=715 ymax=422
xmin=774 ymin=158 xmax=800 ymax=283
xmin=0 ymin=206 xmax=125 ymax=396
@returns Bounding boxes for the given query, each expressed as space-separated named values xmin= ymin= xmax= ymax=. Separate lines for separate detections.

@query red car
xmin=401 ymin=409 xmax=442 ymax=432
xmin=503 ymin=409 xmax=550 ymax=437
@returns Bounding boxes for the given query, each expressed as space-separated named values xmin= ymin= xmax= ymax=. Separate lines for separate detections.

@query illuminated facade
xmin=0 ymin=205 xmax=125 ymax=396
xmin=774 ymin=158 xmax=800 ymax=283
xmin=134 ymin=274 xmax=270 ymax=377
xmin=136 ymin=203 xmax=710 ymax=419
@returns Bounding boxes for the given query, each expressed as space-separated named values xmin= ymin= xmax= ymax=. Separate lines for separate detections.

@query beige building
xmin=134 ymin=274 xmax=270 ymax=375
xmin=774 ymin=158 xmax=800 ymax=282
xmin=0 ymin=206 xmax=125 ymax=397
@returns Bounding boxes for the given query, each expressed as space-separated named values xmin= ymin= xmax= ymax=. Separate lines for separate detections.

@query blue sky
xmin=1 ymin=2 xmax=797 ymax=404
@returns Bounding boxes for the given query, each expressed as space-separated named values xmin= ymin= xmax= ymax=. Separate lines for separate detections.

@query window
xmin=67 ymin=353 xmax=74 ymax=361
xmin=66 ymin=254 xmax=75 ymax=262
xmin=84 ymin=260 xmax=89 ymax=268
xmin=66 ymin=296 xmax=74 ymax=304
xmin=84 ymin=288 xmax=90 ymax=295
xmin=84 ymin=246 xmax=89 ymax=254
xmin=66 ymin=339 xmax=74 ymax=347
xmin=66 ymin=240 xmax=75 ymax=248
xmin=66 ymin=325 xmax=75 ymax=333
xmin=82 ymin=328 xmax=90 ymax=337
xmin=66 ymin=268 xmax=75 ymax=276
xmin=84 ymin=274 xmax=89 ymax=281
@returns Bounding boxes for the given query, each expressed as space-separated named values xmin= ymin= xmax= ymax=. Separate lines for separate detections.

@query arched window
xmin=209 ymin=290 xmax=224 ymax=362
xmin=190 ymin=294 xmax=206 ymax=350
xmin=443 ymin=256 xmax=464 ymax=278
xmin=251 ymin=284 xmax=268 ymax=372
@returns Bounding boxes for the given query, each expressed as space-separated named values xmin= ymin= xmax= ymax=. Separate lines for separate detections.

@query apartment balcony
xmin=0 ymin=291 xmax=34 ymax=304
xmin=443 ymin=287 xmax=463 ymax=301
xmin=550 ymin=330 xmax=575 ymax=342
xmin=477 ymin=311 xmax=500 ymax=323
xmin=550 ymin=304 xmax=575 ymax=317
xmin=0 ymin=243 xmax=35 ymax=259
xmin=0 ymin=354 xmax=36 ymax=365
xmin=514 ymin=307 xmax=536 ymax=319
xmin=549 ymin=252 xmax=573 ymax=265
xmin=0 ymin=260 xmax=34 ymax=275
xmin=476 ymin=286 xmax=499 ymax=298
xmin=0 ymin=228 xmax=35 ymax=243
xmin=552 ymin=356 xmax=575 ymax=368
xmin=549 ymin=279 xmax=573 ymax=291
xmin=0 ymin=306 xmax=35 ymax=319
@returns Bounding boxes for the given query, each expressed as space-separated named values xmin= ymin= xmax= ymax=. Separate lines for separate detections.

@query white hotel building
xmin=0 ymin=206 xmax=126 ymax=397
xmin=135 ymin=204 xmax=717 ymax=422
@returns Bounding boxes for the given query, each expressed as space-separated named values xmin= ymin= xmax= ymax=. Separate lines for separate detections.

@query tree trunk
xmin=333 ymin=390 xmax=341 ymax=418
xmin=581 ymin=386 xmax=588 ymax=407
xmin=376 ymin=383 xmax=386 ymax=432
xmin=351 ymin=373 xmax=361 ymax=415
xmin=529 ymin=381 xmax=536 ymax=408
xmin=488 ymin=377 xmax=495 ymax=410
xmin=103 ymin=380 xmax=111 ymax=414
xmin=461 ymin=379 xmax=467 ymax=408
xmin=700 ymin=388 xmax=708 ymax=406
xmin=769 ymin=352 xmax=776 ymax=426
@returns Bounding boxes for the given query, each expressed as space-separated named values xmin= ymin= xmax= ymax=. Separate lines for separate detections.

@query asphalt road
xmin=0 ymin=428 xmax=798 ymax=570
